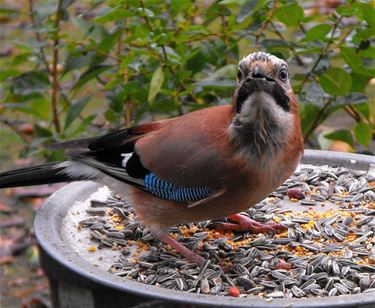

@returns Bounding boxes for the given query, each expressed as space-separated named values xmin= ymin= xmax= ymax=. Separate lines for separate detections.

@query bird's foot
xmin=214 ymin=213 xmax=287 ymax=234
xmin=158 ymin=234 xmax=205 ymax=267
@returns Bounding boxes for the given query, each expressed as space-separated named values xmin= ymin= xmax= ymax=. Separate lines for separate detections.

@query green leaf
xmin=303 ymin=24 xmax=331 ymax=42
xmin=261 ymin=39 xmax=294 ymax=48
xmin=350 ymin=73 xmax=372 ymax=92
xmin=354 ymin=122 xmax=372 ymax=147
xmin=359 ymin=46 xmax=375 ymax=59
xmin=12 ymin=71 xmax=49 ymax=96
xmin=33 ymin=124 xmax=53 ymax=137
xmin=205 ymin=64 xmax=237 ymax=80
xmin=64 ymin=51 xmax=99 ymax=74
xmin=356 ymin=3 xmax=375 ymax=27
xmin=1 ymin=103 xmax=34 ymax=115
xmin=94 ymin=6 xmax=131 ymax=23
xmin=336 ymin=5 xmax=356 ymax=17
xmin=148 ymin=66 xmax=164 ymax=103
xmin=324 ymin=129 xmax=354 ymax=148
xmin=97 ymin=31 xmax=119 ymax=52
xmin=354 ymin=103 xmax=370 ymax=120
xmin=0 ymin=6 xmax=19 ymax=15
xmin=299 ymin=103 xmax=320 ymax=136
xmin=274 ymin=3 xmax=304 ymax=27
xmin=29 ymin=97 xmax=50 ymax=119
xmin=64 ymin=96 xmax=91 ymax=130
xmin=340 ymin=47 xmax=368 ymax=75
xmin=70 ymin=114 xmax=97 ymax=137
xmin=236 ymin=0 xmax=259 ymax=23
xmin=170 ymin=0 xmax=192 ymax=14
xmin=0 ymin=69 xmax=19 ymax=81
xmin=319 ymin=67 xmax=352 ymax=96
xmin=195 ymin=80 xmax=236 ymax=89
xmin=72 ymin=65 xmax=112 ymax=91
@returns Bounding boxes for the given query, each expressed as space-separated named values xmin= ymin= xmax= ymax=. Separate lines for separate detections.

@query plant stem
xmin=220 ymin=14 xmax=231 ymax=63
xmin=51 ymin=0 xmax=63 ymax=133
xmin=298 ymin=15 xmax=343 ymax=91
xmin=29 ymin=0 xmax=75 ymax=130
xmin=28 ymin=0 xmax=51 ymax=74
xmin=269 ymin=21 xmax=305 ymax=66
xmin=117 ymin=28 xmax=130 ymax=126
xmin=254 ymin=0 xmax=277 ymax=45
xmin=139 ymin=0 xmax=197 ymax=112
xmin=0 ymin=117 xmax=32 ymax=143
xmin=344 ymin=105 xmax=374 ymax=127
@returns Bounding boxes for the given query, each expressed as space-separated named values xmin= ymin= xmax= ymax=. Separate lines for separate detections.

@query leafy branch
xmin=298 ymin=14 xmax=343 ymax=92
xmin=50 ymin=0 xmax=64 ymax=133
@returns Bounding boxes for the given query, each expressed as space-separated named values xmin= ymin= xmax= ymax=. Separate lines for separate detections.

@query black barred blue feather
xmin=144 ymin=172 xmax=210 ymax=203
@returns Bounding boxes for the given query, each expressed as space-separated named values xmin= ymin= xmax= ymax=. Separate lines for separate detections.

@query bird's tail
xmin=0 ymin=162 xmax=73 ymax=188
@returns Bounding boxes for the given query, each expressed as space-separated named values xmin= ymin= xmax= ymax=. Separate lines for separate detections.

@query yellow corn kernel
xmin=88 ymin=246 xmax=96 ymax=252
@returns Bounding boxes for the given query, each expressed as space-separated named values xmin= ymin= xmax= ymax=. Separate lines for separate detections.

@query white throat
xmin=229 ymin=91 xmax=293 ymax=159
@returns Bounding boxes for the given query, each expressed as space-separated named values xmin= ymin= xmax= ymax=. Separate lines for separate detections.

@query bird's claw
xmin=213 ymin=213 xmax=287 ymax=234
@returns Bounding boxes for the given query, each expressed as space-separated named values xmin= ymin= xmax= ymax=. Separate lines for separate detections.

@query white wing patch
xmin=121 ymin=153 xmax=133 ymax=168
xmin=56 ymin=161 xmax=102 ymax=180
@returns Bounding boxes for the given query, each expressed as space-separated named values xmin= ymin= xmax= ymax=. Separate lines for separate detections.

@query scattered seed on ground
xmin=78 ymin=164 xmax=375 ymax=298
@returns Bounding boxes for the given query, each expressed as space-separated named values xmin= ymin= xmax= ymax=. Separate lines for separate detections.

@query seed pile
xmin=78 ymin=165 xmax=375 ymax=298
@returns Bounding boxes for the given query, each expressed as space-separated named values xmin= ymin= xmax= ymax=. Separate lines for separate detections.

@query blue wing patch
xmin=144 ymin=172 xmax=211 ymax=203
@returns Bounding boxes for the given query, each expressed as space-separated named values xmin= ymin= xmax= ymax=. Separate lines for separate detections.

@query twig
xmin=139 ymin=0 xmax=198 ymax=113
xmin=345 ymin=105 xmax=373 ymax=127
xmin=73 ymin=41 xmax=121 ymax=61
xmin=269 ymin=21 xmax=305 ymax=66
xmin=220 ymin=14 xmax=231 ymax=63
xmin=28 ymin=0 xmax=51 ymax=74
xmin=303 ymin=98 xmax=333 ymax=140
xmin=0 ymin=117 xmax=32 ymax=143
xmin=298 ymin=23 xmax=306 ymax=34
xmin=29 ymin=0 xmax=75 ymax=129
xmin=336 ymin=27 xmax=354 ymax=47
xmin=50 ymin=0 xmax=64 ymax=133
xmin=254 ymin=0 xmax=278 ymax=45
xmin=298 ymin=15 xmax=343 ymax=91
xmin=346 ymin=105 xmax=361 ymax=122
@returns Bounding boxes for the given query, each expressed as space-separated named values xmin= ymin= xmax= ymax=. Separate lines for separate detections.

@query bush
xmin=0 ymin=0 xmax=374 ymax=159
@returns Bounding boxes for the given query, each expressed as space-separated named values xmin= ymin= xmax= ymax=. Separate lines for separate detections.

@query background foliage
xmin=0 ymin=0 xmax=374 ymax=161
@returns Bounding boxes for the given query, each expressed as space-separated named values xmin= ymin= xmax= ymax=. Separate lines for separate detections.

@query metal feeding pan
xmin=35 ymin=150 xmax=375 ymax=308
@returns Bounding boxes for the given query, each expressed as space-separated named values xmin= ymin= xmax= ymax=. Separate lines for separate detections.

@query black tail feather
xmin=0 ymin=162 xmax=71 ymax=188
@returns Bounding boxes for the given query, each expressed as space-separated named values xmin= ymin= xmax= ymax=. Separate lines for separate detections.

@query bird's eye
xmin=278 ymin=68 xmax=288 ymax=81
xmin=237 ymin=70 xmax=243 ymax=81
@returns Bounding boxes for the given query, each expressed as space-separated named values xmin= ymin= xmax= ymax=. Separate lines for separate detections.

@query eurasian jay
xmin=0 ymin=52 xmax=304 ymax=266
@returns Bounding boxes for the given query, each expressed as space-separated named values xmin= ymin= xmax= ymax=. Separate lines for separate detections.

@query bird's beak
xmin=235 ymin=67 xmax=289 ymax=113
xmin=248 ymin=63 xmax=275 ymax=83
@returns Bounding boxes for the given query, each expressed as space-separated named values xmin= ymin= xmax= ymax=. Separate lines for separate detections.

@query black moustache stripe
xmin=236 ymin=79 xmax=290 ymax=113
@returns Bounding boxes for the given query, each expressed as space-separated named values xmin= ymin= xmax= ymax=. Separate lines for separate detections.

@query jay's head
xmin=234 ymin=52 xmax=291 ymax=114
xmin=231 ymin=52 xmax=299 ymax=157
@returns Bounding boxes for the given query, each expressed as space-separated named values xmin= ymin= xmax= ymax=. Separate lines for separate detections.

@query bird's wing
xmin=135 ymin=105 xmax=234 ymax=189
xmin=62 ymin=121 xmax=169 ymax=190
xmin=67 ymin=105 xmax=234 ymax=205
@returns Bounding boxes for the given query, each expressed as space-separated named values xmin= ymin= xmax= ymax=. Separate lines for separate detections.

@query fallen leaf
xmin=0 ymin=256 xmax=15 ymax=264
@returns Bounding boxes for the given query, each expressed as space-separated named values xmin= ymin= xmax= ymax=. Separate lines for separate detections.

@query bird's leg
xmin=214 ymin=213 xmax=287 ymax=234
xmin=158 ymin=234 xmax=205 ymax=267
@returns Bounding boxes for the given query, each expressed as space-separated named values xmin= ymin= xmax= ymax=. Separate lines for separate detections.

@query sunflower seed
xmin=328 ymin=287 xmax=338 ymax=296
xmin=266 ymin=291 xmax=284 ymax=298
